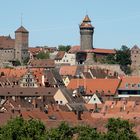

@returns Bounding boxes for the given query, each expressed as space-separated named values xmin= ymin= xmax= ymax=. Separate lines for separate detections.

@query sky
xmin=1 ymin=0 xmax=140 ymax=49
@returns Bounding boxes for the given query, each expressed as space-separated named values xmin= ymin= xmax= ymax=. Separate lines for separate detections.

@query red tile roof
xmin=67 ymin=79 xmax=121 ymax=95
xmin=0 ymin=68 xmax=27 ymax=78
xmin=119 ymin=76 xmax=140 ymax=90
xmin=68 ymin=45 xmax=80 ymax=53
xmin=93 ymin=48 xmax=116 ymax=54
xmin=55 ymin=51 xmax=65 ymax=60
xmin=29 ymin=59 xmax=55 ymax=68
xmin=59 ymin=65 xmax=77 ymax=76
xmin=29 ymin=47 xmax=42 ymax=54
xmin=68 ymin=46 xmax=115 ymax=54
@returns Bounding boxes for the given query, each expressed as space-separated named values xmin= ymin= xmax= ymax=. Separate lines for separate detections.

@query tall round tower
xmin=15 ymin=26 xmax=29 ymax=63
xmin=80 ymin=15 xmax=94 ymax=51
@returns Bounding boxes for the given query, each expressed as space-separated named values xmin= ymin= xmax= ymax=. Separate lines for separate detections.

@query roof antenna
xmin=86 ymin=9 xmax=88 ymax=16
xmin=21 ymin=13 xmax=23 ymax=26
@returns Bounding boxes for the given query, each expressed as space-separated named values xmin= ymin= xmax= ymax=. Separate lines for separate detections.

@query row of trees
xmin=0 ymin=117 xmax=139 ymax=140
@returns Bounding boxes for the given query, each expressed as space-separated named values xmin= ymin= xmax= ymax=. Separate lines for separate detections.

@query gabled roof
xmin=60 ymin=87 xmax=85 ymax=104
xmin=0 ymin=68 xmax=27 ymax=78
xmin=55 ymin=51 xmax=65 ymax=60
xmin=59 ymin=65 xmax=77 ymax=76
xmin=67 ymin=79 xmax=121 ymax=95
xmin=15 ymin=26 xmax=29 ymax=33
xmin=68 ymin=45 xmax=80 ymax=53
xmin=29 ymin=59 xmax=55 ymax=68
xmin=119 ymin=76 xmax=140 ymax=90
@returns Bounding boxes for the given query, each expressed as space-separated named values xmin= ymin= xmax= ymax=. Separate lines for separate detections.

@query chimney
xmin=77 ymin=111 xmax=82 ymax=120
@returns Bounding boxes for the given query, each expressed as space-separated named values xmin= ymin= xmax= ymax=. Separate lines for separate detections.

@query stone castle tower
xmin=79 ymin=15 xmax=94 ymax=51
xmin=15 ymin=26 xmax=29 ymax=63
xmin=131 ymin=45 xmax=140 ymax=75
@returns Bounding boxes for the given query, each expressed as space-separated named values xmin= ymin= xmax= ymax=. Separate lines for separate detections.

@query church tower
xmin=79 ymin=15 xmax=94 ymax=51
xmin=15 ymin=26 xmax=29 ymax=63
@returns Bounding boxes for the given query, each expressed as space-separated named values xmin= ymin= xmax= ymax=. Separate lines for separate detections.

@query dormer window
xmin=125 ymin=83 xmax=129 ymax=88
xmin=132 ymin=84 xmax=135 ymax=88
xmin=138 ymin=84 xmax=140 ymax=88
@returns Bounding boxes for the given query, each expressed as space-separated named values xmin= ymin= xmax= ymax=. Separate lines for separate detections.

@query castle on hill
xmin=0 ymin=25 xmax=29 ymax=66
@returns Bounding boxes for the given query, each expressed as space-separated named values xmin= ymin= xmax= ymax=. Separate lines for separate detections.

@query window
xmin=60 ymin=101 xmax=63 ymax=104
xmin=94 ymin=98 xmax=96 ymax=101
xmin=56 ymin=101 xmax=58 ymax=104
xmin=138 ymin=84 xmax=140 ymax=88
xmin=125 ymin=83 xmax=129 ymax=88
xmin=132 ymin=84 xmax=135 ymax=87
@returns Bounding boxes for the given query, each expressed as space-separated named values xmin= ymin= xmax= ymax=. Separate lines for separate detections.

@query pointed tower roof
xmin=15 ymin=26 xmax=29 ymax=33
xmin=80 ymin=15 xmax=93 ymax=28
xmin=83 ymin=15 xmax=91 ymax=22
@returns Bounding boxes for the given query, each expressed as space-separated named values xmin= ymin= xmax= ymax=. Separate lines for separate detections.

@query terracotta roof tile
xmin=67 ymin=79 xmax=121 ymax=95
xmin=119 ymin=76 xmax=140 ymax=90
xmin=29 ymin=59 xmax=55 ymax=68
xmin=59 ymin=65 xmax=77 ymax=76
xmin=55 ymin=51 xmax=65 ymax=60
xmin=68 ymin=46 xmax=115 ymax=54
xmin=93 ymin=48 xmax=116 ymax=54
xmin=68 ymin=45 xmax=80 ymax=53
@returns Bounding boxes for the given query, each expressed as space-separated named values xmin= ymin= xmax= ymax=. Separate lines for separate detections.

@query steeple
xmin=80 ymin=15 xmax=93 ymax=29
xmin=83 ymin=15 xmax=91 ymax=22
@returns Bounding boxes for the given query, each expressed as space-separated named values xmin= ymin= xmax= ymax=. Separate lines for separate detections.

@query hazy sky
xmin=1 ymin=0 xmax=140 ymax=49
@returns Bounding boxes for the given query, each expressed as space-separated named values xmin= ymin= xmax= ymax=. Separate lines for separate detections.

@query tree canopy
xmin=36 ymin=51 xmax=50 ymax=59
xmin=0 ymin=117 xmax=139 ymax=140
xmin=95 ymin=45 xmax=132 ymax=75
xmin=58 ymin=45 xmax=71 ymax=52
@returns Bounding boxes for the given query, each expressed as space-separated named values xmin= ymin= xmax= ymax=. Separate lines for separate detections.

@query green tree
xmin=13 ymin=59 xmax=21 ymax=66
xmin=102 ymin=45 xmax=131 ymax=75
xmin=58 ymin=45 xmax=71 ymax=52
xmin=105 ymin=54 xmax=117 ymax=64
xmin=116 ymin=45 xmax=131 ymax=66
xmin=23 ymin=57 xmax=30 ymax=65
xmin=74 ymin=125 xmax=104 ymax=140
xmin=46 ymin=122 xmax=73 ymax=140
xmin=36 ymin=51 xmax=50 ymax=59
xmin=0 ymin=117 xmax=46 ymax=140
xmin=105 ymin=118 xmax=139 ymax=140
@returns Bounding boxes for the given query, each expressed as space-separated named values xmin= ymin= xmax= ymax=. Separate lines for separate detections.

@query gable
xmin=88 ymin=94 xmax=102 ymax=104
xmin=54 ymin=89 xmax=68 ymax=104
